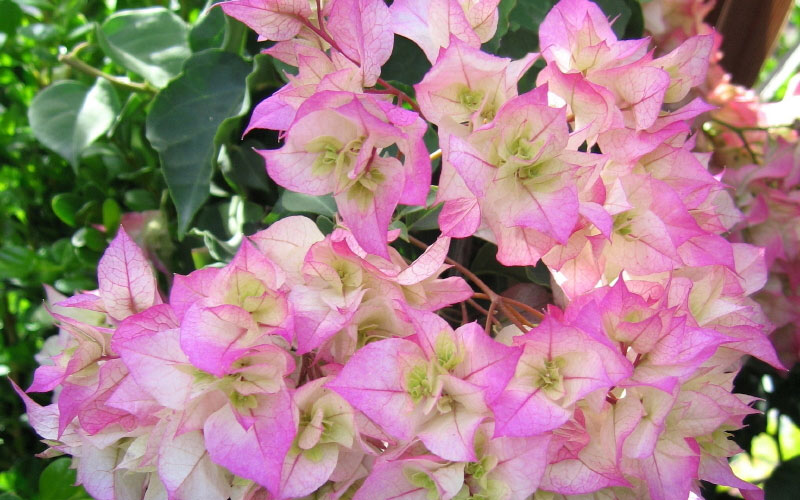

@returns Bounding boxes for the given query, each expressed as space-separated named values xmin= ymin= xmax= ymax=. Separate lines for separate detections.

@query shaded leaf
xmin=190 ymin=6 xmax=226 ymax=52
xmin=28 ymin=79 xmax=120 ymax=166
xmin=508 ymin=0 xmax=556 ymax=32
xmin=381 ymin=35 xmax=431 ymax=85
xmin=38 ymin=458 xmax=90 ymax=500
xmin=594 ymin=0 xmax=632 ymax=39
xmin=764 ymin=456 xmax=800 ymax=500
xmin=0 ymin=0 xmax=23 ymax=38
xmin=483 ymin=0 xmax=518 ymax=53
xmin=146 ymin=49 xmax=251 ymax=236
xmin=97 ymin=7 xmax=191 ymax=88
xmin=51 ymin=193 xmax=83 ymax=227
xmin=277 ymin=191 xmax=337 ymax=217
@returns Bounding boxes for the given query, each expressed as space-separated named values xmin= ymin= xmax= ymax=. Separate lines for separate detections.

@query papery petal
xmin=250 ymin=215 xmax=325 ymax=284
xmin=280 ymin=444 xmax=340 ymax=497
xmin=219 ymin=0 xmax=312 ymax=42
xmin=97 ymin=228 xmax=161 ymax=321
xmin=159 ymin=428 xmax=231 ymax=500
xmin=334 ymin=156 xmax=405 ymax=258
xmin=204 ymin=391 xmax=296 ymax=495
xmin=113 ymin=304 xmax=193 ymax=409
xmin=180 ymin=303 xmax=260 ymax=377
xmin=327 ymin=0 xmax=393 ymax=86
xmin=327 ymin=338 xmax=427 ymax=441
xmin=353 ymin=458 xmax=465 ymax=500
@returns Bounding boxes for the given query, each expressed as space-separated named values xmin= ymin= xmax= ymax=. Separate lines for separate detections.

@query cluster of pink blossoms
xmin=644 ymin=0 xmax=800 ymax=367
xmin=15 ymin=0 xmax=789 ymax=499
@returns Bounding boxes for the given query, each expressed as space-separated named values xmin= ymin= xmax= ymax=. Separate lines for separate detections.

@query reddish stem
xmin=484 ymin=300 xmax=498 ymax=335
xmin=409 ymin=235 xmax=529 ymax=333
xmin=300 ymin=19 xmax=421 ymax=113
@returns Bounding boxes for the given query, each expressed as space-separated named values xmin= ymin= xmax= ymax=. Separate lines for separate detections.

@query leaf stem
xmin=59 ymin=43 xmax=153 ymax=94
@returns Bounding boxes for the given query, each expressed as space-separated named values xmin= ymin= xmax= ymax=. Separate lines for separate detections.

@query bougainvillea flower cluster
xmin=15 ymin=0 xmax=786 ymax=499
xmin=642 ymin=0 xmax=800 ymax=367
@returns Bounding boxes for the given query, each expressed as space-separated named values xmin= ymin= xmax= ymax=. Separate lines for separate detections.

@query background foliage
xmin=0 ymin=0 xmax=797 ymax=498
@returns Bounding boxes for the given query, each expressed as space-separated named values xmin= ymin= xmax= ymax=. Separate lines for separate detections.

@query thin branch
xmin=709 ymin=118 xmax=761 ymax=164
xmin=499 ymin=296 xmax=544 ymax=320
xmin=467 ymin=298 xmax=491 ymax=316
xmin=473 ymin=292 xmax=544 ymax=322
xmin=376 ymin=78 xmax=421 ymax=113
xmin=408 ymin=236 xmax=494 ymax=298
xmin=409 ymin=235 xmax=530 ymax=333
xmin=301 ymin=18 xmax=421 ymax=113
xmin=484 ymin=300 xmax=498 ymax=335
xmin=59 ymin=43 xmax=153 ymax=94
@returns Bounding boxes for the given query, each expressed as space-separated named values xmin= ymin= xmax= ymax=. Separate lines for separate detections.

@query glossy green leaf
xmin=102 ymin=198 xmax=121 ymax=234
xmin=277 ymin=191 xmax=337 ymax=217
xmin=38 ymin=458 xmax=90 ymax=500
xmin=28 ymin=79 xmax=120 ymax=167
xmin=316 ymin=215 xmax=335 ymax=235
xmin=146 ymin=49 xmax=251 ymax=236
xmin=51 ymin=193 xmax=82 ymax=227
xmin=97 ymin=7 xmax=191 ymax=88
xmin=190 ymin=6 xmax=226 ymax=52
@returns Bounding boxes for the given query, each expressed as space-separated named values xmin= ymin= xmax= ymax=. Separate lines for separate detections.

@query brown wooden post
xmin=708 ymin=0 xmax=794 ymax=87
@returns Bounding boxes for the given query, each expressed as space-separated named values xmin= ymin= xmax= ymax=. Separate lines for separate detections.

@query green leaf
xmin=525 ymin=260 xmax=551 ymax=287
xmin=218 ymin=142 xmax=274 ymax=196
xmin=507 ymin=0 xmax=556 ymax=32
xmin=622 ymin=0 xmax=644 ymax=40
xmin=380 ymin=35 xmax=431 ymax=85
xmin=97 ymin=7 xmax=191 ymax=88
xmin=0 ymin=0 xmax=23 ymax=38
xmin=146 ymin=49 xmax=251 ymax=236
xmin=277 ymin=191 xmax=337 ymax=217
xmin=123 ymin=189 xmax=158 ymax=211
xmin=765 ymin=456 xmax=800 ymax=500
xmin=190 ymin=6 xmax=226 ymax=52
xmin=494 ymin=27 xmax=540 ymax=60
xmin=51 ymin=193 xmax=82 ymax=227
xmin=316 ymin=215 xmax=335 ymax=235
xmin=38 ymin=458 xmax=89 ymax=500
xmin=483 ymin=0 xmax=518 ymax=53
xmin=471 ymin=242 xmax=530 ymax=283
xmin=19 ymin=23 xmax=59 ymax=42
xmin=0 ymin=493 xmax=23 ymax=500
xmin=71 ymin=227 xmax=106 ymax=252
xmin=102 ymin=198 xmax=121 ymax=234
xmin=594 ymin=0 xmax=632 ymax=39
xmin=28 ymin=79 xmax=120 ymax=167
xmin=0 ymin=244 xmax=36 ymax=280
